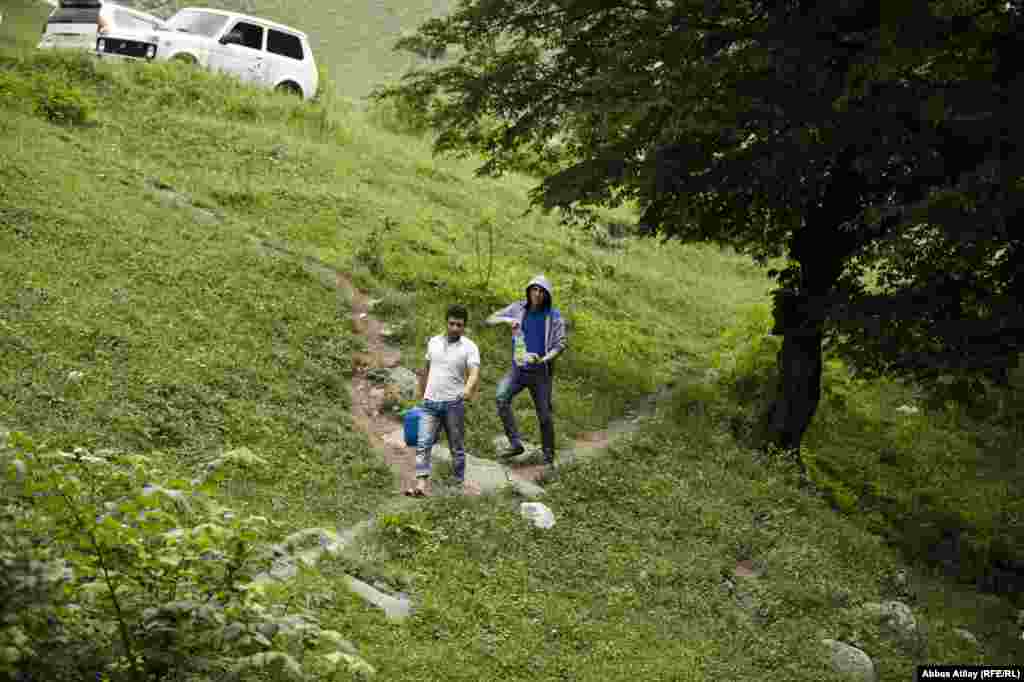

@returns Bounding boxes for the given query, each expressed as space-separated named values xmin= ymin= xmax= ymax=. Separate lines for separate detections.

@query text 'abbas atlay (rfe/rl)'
xmin=917 ymin=667 xmax=1022 ymax=680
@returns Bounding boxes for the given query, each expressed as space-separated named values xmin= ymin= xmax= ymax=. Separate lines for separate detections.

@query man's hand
xmin=510 ymin=320 xmax=520 ymax=333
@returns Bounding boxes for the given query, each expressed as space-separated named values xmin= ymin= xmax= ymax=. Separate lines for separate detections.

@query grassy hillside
xmin=1 ymin=35 xmax=1022 ymax=682
xmin=0 ymin=0 xmax=49 ymax=53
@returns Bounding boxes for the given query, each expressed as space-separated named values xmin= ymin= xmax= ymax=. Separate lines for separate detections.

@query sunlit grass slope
xmin=1 ymin=45 xmax=1020 ymax=682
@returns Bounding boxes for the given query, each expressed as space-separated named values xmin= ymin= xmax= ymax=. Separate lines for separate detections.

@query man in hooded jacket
xmin=486 ymin=275 xmax=568 ymax=467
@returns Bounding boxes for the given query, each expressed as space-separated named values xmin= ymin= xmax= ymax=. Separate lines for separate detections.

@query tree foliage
xmin=374 ymin=0 xmax=1024 ymax=446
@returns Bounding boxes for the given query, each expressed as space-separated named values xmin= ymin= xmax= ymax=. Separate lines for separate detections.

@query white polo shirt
xmin=423 ymin=334 xmax=480 ymax=402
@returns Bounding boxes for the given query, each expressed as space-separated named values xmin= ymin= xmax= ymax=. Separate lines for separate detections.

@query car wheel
xmin=275 ymin=81 xmax=302 ymax=97
xmin=171 ymin=53 xmax=197 ymax=66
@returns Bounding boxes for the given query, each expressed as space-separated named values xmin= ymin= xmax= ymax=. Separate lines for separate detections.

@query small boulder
xmin=860 ymin=600 xmax=918 ymax=642
xmin=895 ymin=404 xmax=920 ymax=416
xmin=520 ymin=502 xmax=555 ymax=529
xmin=380 ymin=324 xmax=403 ymax=340
xmin=366 ymin=368 xmax=392 ymax=385
xmin=953 ymin=628 xmax=980 ymax=647
xmin=820 ymin=639 xmax=877 ymax=682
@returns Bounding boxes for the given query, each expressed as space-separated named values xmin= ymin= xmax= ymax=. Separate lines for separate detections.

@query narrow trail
xmin=334 ymin=271 xmax=423 ymax=496
xmin=332 ymin=267 xmax=671 ymax=494
xmin=253 ymin=236 xmax=674 ymax=500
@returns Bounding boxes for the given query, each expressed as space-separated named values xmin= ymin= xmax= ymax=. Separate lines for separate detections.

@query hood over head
xmin=525 ymin=274 xmax=553 ymax=309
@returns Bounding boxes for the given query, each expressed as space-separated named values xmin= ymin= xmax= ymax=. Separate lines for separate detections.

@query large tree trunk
xmin=762 ymin=287 xmax=827 ymax=466
xmin=766 ymin=327 xmax=823 ymax=458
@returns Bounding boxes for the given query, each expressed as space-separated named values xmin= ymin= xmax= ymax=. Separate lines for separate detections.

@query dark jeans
xmin=496 ymin=365 xmax=554 ymax=462
xmin=416 ymin=397 xmax=466 ymax=481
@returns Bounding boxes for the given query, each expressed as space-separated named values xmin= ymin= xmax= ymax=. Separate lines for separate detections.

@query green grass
xmin=337 ymin=404 xmax=1020 ymax=680
xmin=0 ymin=0 xmax=49 ymax=53
xmin=1 ymin=39 xmax=1021 ymax=681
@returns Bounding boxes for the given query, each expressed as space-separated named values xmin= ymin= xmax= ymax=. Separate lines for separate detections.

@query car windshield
xmin=165 ymin=9 xmax=229 ymax=37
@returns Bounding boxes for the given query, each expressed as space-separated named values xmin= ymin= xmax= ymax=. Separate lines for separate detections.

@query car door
xmin=264 ymin=28 xmax=307 ymax=94
xmin=208 ymin=20 xmax=266 ymax=86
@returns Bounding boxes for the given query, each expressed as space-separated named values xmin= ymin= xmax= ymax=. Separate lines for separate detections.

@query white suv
xmin=95 ymin=7 xmax=318 ymax=100
xmin=38 ymin=1 xmax=166 ymax=52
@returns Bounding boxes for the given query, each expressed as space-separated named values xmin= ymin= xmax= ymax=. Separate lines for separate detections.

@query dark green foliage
xmin=375 ymin=0 xmax=1024 ymax=451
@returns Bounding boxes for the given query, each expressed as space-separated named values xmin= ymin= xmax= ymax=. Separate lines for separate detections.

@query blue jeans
xmin=416 ymin=397 xmax=466 ymax=481
xmin=496 ymin=365 xmax=554 ymax=462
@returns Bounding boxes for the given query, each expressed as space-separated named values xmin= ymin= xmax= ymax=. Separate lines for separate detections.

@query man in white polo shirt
xmin=407 ymin=304 xmax=480 ymax=496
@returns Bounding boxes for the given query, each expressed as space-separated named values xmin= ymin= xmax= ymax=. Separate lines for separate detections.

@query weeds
xmin=354 ymin=216 xmax=395 ymax=276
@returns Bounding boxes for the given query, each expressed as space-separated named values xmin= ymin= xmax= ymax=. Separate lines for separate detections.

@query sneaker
xmin=499 ymin=443 xmax=526 ymax=458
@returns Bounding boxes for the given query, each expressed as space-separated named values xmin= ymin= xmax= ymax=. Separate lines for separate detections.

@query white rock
xmin=953 ymin=628 xmax=980 ymax=646
xmin=520 ymin=502 xmax=555 ymax=529
xmin=820 ymin=639 xmax=877 ymax=682
xmin=895 ymin=404 xmax=920 ymax=415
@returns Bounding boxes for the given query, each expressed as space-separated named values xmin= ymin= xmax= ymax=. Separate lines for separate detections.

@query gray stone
xmin=953 ymin=628 xmax=980 ymax=647
xmin=257 ymin=622 xmax=280 ymax=640
xmin=861 ymin=600 xmax=918 ymax=641
xmin=345 ymin=575 xmax=412 ymax=620
xmin=509 ymin=476 xmax=545 ymax=498
xmin=260 ymin=558 xmax=297 ymax=582
xmin=380 ymin=324 xmax=403 ymax=340
xmin=366 ymin=368 xmax=392 ymax=385
xmin=271 ymin=561 xmax=298 ymax=581
xmin=282 ymin=527 xmax=343 ymax=554
xmin=520 ymin=502 xmax=555 ymax=528
xmin=820 ymin=639 xmax=877 ymax=682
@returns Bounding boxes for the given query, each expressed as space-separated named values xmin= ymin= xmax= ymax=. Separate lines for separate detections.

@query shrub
xmin=32 ymin=76 xmax=94 ymax=125
xmin=0 ymin=432 xmax=372 ymax=681
xmin=0 ymin=59 xmax=95 ymax=125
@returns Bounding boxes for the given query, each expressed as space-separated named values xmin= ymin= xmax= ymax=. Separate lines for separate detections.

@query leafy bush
xmin=0 ymin=57 xmax=96 ymax=125
xmin=32 ymin=75 xmax=94 ymax=125
xmin=0 ymin=432 xmax=373 ymax=681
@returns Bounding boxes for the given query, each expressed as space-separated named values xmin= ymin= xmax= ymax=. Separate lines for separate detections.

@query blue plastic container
xmin=403 ymin=407 xmax=424 ymax=447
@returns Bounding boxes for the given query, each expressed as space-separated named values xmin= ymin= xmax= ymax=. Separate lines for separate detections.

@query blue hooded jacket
xmin=486 ymin=274 xmax=568 ymax=371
